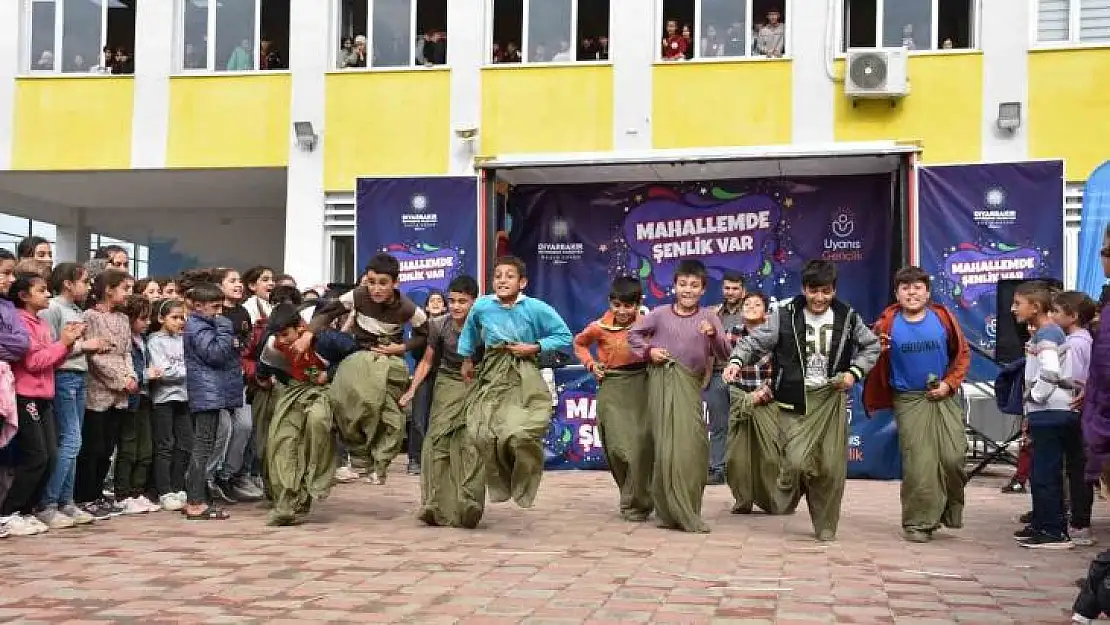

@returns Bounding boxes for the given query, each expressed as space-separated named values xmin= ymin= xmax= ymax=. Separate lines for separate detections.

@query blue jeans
xmin=704 ymin=372 xmax=731 ymax=473
xmin=42 ymin=371 xmax=85 ymax=508
xmin=1028 ymin=410 xmax=1083 ymax=537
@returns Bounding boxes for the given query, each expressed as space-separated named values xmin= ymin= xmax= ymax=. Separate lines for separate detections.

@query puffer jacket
xmin=184 ymin=312 xmax=244 ymax=413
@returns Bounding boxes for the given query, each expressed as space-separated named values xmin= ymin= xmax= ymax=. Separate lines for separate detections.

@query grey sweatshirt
xmin=146 ymin=331 xmax=188 ymax=404
xmin=39 ymin=296 xmax=88 ymax=373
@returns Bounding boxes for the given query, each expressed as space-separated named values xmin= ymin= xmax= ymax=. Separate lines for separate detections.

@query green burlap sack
xmin=596 ymin=367 xmax=653 ymax=521
xmin=726 ymin=387 xmax=801 ymax=515
xmin=328 ymin=351 xmax=410 ymax=479
xmin=893 ymin=391 xmax=967 ymax=534
xmin=648 ymin=360 xmax=709 ymax=533
xmin=266 ymin=380 xmax=336 ymax=525
xmin=419 ymin=370 xmax=486 ymax=528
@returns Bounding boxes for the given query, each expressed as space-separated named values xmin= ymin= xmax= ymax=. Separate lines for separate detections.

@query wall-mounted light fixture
xmin=997 ymin=102 xmax=1022 ymax=133
xmin=293 ymin=121 xmax=318 ymax=151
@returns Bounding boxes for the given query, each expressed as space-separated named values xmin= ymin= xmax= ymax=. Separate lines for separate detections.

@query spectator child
xmin=38 ymin=263 xmax=102 ymax=528
xmin=113 ymin=295 xmax=161 ymax=515
xmin=77 ymin=270 xmax=136 ymax=520
xmin=183 ymin=282 xmax=243 ymax=521
xmin=1054 ymin=290 xmax=1097 ymax=546
xmin=147 ymin=299 xmax=190 ymax=512
xmin=628 ymin=259 xmax=732 ymax=533
xmin=3 ymin=273 xmax=81 ymax=535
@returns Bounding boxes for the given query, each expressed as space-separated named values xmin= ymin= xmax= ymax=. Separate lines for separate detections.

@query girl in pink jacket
xmin=2 ymin=273 xmax=81 ymax=532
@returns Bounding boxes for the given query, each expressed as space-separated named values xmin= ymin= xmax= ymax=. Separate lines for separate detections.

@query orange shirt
xmin=573 ymin=311 xmax=645 ymax=370
xmin=275 ymin=340 xmax=327 ymax=383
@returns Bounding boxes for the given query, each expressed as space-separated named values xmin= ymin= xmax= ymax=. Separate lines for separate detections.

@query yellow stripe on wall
xmin=833 ymin=53 xmax=983 ymax=164
xmin=480 ymin=65 xmax=614 ymax=155
xmin=12 ymin=77 xmax=134 ymax=170
xmin=324 ymin=69 xmax=451 ymax=192
xmin=1028 ymin=48 xmax=1110 ymax=181
xmin=166 ymin=74 xmax=291 ymax=168
xmin=653 ymin=60 xmax=793 ymax=148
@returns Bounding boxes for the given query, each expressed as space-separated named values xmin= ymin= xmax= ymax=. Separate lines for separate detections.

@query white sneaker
xmin=120 ymin=497 xmax=149 ymax=515
xmin=1072 ymin=527 xmax=1097 ymax=546
xmin=4 ymin=514 xmax=44 ymax=536
xmin=135 ymin=495 xmax=161 ymax=513
xmin=335 ymin=465 xmax=359 ymax=483
xmin=25 ymin=515 xmax=49 ymax=533
xmin=60 ymin=504 xmax=95 ymax=525
xmin=1073 ymin=614 xmax=1093 ymax=624
xmin=176 ymin=491 xmax=187 ymax=502
xmin=36 ymin=507 xmax=76 ymax=530
xmin=160 ymin=493 xmax=185 ymax=512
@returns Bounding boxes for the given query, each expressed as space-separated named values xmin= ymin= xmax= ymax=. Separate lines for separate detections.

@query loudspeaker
xmin=994 ymin=277 xmax=1065 ymax=364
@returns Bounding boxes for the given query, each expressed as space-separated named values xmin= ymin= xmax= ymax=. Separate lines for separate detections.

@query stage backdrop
xmin=918 ymin=161 xmax=1064 ymax=382
xmin=355 ymin=176 xmax=478 ymax=303
xmin=509 ymin=176 xmax=895 ymax=334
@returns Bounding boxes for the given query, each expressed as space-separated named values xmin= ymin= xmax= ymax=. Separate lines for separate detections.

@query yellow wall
xmin=480 ymin=65 xmax=613 ymax=155
xmin=833 ymin=53 xmax=983 ymax=164
xmin=1028 ymin=48 xmax=1110 ymax=181
xmin=166 ymin=74 xmax=291 ymax=168
xmin=324 ymin=70 xmax=450 ymax=192
xmin=653 ymin=60 xmax=793 ymax=148
xmin=11 ymin=78 xmax=134 ymax=170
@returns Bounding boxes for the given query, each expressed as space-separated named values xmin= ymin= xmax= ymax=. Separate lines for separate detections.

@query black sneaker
xmin=1019 ymin=510 xmax=1033 ymax=524
xmin=1014 ymin=525 xmax=1035 ymax=542
xmin=1021 ymin=532 xmax=1074 ymax=550
xmin=207 ymin=480 xmax=237 ymax=504
xmin=82 ymin=501 xmax=111 ymax=521
xmin=1001 ymin=479 xmax=1027 ymax=494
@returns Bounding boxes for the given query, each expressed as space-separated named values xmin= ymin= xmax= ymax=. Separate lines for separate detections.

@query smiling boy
xmin=723 ymin=260 xmax=880 ymax=541
xmin=863 ymin=266 xmax=970 ymax=543
xmin=627 ymin=259 xmax=732 ymax=533
xmin=457 ymin=257 xmax=572 ymax=510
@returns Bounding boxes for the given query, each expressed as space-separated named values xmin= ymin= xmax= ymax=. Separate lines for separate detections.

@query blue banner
xmin=509 ymin=176 xmax=895 ymax=336
xmin=355 ymin=177 xmax=478 ymax=302
xmin=1079 ymin=161 xmax=1110 ymax=299
xmin=544 ymin=365 xmax=901 ymax=479
xmin=918 ymin=161 xmax=1064 ymax=382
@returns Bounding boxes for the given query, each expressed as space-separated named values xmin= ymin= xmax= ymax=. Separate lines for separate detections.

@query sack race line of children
xmin=0 ymin=241 xmax=1099 ymax=557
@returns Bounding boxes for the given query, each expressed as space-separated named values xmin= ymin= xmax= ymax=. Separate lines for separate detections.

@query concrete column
xmin=55 ymin=209 xmax=90 ymax=264
xmin=131 ymin=0 xmax=174 ymax=168
xmin=447 ymin=0 xmax=483 ymax=173
xmin=610 ymin=0 xmax=654 ymax=150
xmin=791 ymin=1 xmax=836 ymax=144
xmin=980 ymin=0 xmax=1030 ymax=162
xmin=0 ymin=0 xmax=20 ymax=170
xmin=283 ymin=0 xmax=329 ymax=284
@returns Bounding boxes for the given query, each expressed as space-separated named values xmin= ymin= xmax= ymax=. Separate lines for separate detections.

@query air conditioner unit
xmin=845 ymin=47 xmax=909 ymax=100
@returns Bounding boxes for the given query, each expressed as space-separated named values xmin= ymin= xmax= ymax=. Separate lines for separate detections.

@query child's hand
xmin=315 ymin=371 xmax=328 ymax=385
xmin=589 ymin=362 xmax=606 ymax=381
xmin=751 ymin=385 xmax=773 ymax=405
xmin=648 ymin=347 xmax=669 ymax=364
xmin=721 ymin=363 xmax=741 ymax=384
xmin=146 ymin=367 xmax=163 ymax=380
xmin=124 ymin=377 xmax=139 ymax=393
xmin=82 ymin=337 xmax=108 ymax=353
xmin=371 ymin=343 xmax=406 ymax=357
xmin=879 ymin=333 xmax=891 ymax=351
xmin=291 ymin=333 xmax=313 ymax=355
xmin=506 ymin=343 xmax=539 ymax=358
xmin=60 ymin=322 xmax=85 ymax=346
xmin=925 ymin=380 xmax=952 ymax=401
xmin=399 ymin=388 xmax=415 ymax=408
xmin=698 ymin=320 xmax=715 ymax=336
xmin=461 ymin=359 xmax=475 ymax=383
xmin=255 ymin=375 xmax=274 ymax=389
xmin=834 ymin=372 xmax=857 ymax=391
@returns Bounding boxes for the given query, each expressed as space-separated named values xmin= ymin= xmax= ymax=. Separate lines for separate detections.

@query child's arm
xmin=1030 ymin=327 xmax=1066 ymax=404
xmin=573 ymin=323 xmax=602 ymax=370
xmin=626 ymin=310 xmax=657 ymax=360
xmin=400 ymin=344 xmax=437 ymax=407
xmin=847 ymin=312 xmax=882 ymax=383
xmin=456 ymin=304 xmax=483 ymax=359
xmin=21 ymin=327 xmax=76 ymax=373
xmin=941 ymin=313 xmax=971 ymax=391
xmin=148 ymin=336 xmax=186 ymax=383
xmin=532 ymin=300 xmax=573 ymax=354
xmin=706 ymin=313 xmax=732 ymax=360
xmin=728 ymin=308 xmax=781 ymax=367
xmin=405 ymin=307 xmax=430 ymax=353
xmin=306 ymin=289 xmax=356 ymax=336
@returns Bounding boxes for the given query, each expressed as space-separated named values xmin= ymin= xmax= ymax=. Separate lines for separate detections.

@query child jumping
xmin=628 ymin=259 xmax=732 ymax=533
xmin=457 ymin=257 xmax=573 ymax=510
xmin=723 ymin=260 xmax=880 ymax=541
xmin=400 ymin=276 xmax=486 ymax=528
xmin=573 ymin=276 xmax=652 ymax=522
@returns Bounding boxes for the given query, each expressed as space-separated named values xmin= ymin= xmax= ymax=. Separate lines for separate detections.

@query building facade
xmin=0 ymin=0 xmax=1105 ymax=284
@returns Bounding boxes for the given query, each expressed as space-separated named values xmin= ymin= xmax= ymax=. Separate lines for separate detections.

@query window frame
xmin=330 ymin=0 xmax=450 ymax=71
xmin=21 ymin=0 xmax=125 ymax=76
xmin=1030 ymin=0 xmax=1110 ymax=48
xmin=483 ymin=0 xmax=614 ymax=68
xmin=174 ymin=0 xmax=268 ymax=74
xmin=653 ymin=0 xmax=795 ymax=63
xmin=837 ymin=0 xmax=982 ymax=55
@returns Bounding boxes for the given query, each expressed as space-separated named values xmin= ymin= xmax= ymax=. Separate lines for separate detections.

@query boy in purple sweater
xmin=628 ymin=259 xmax=731 ymax=533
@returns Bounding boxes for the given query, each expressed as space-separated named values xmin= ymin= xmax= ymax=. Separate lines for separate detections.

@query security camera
xmin=455 ymin=127 xmax=479 ymax=140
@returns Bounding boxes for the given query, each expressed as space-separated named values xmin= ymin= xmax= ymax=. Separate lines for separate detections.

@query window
xmin=89 ymin=234 xmax=149 ymax=278
xmin=1036 ymin=0 xmax=1110 ymax=44
xmin=24 ymin=0 xmax=137 ymax=74
xmin=335 ymin=0 xmax=448 ymax=69
xmin=658 ymin=0 xmax=786 ymax=61
xmin=177 ymin=0 xmax=291 ymax=72
xmin=488 ymin=0 xmax=611 ymax=64
xmin=841 ymin=0 xmax=976 ymax=51
xmin=0 ymin=214 xmax=57 ymax=255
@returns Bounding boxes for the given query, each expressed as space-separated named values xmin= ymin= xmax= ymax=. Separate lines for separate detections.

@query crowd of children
xmin=2 ymin=234 xmax=1107 ymax=554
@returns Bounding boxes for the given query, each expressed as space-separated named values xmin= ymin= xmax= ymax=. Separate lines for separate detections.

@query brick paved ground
xmin=0 ymin=461 xmax=1096 ymax=624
